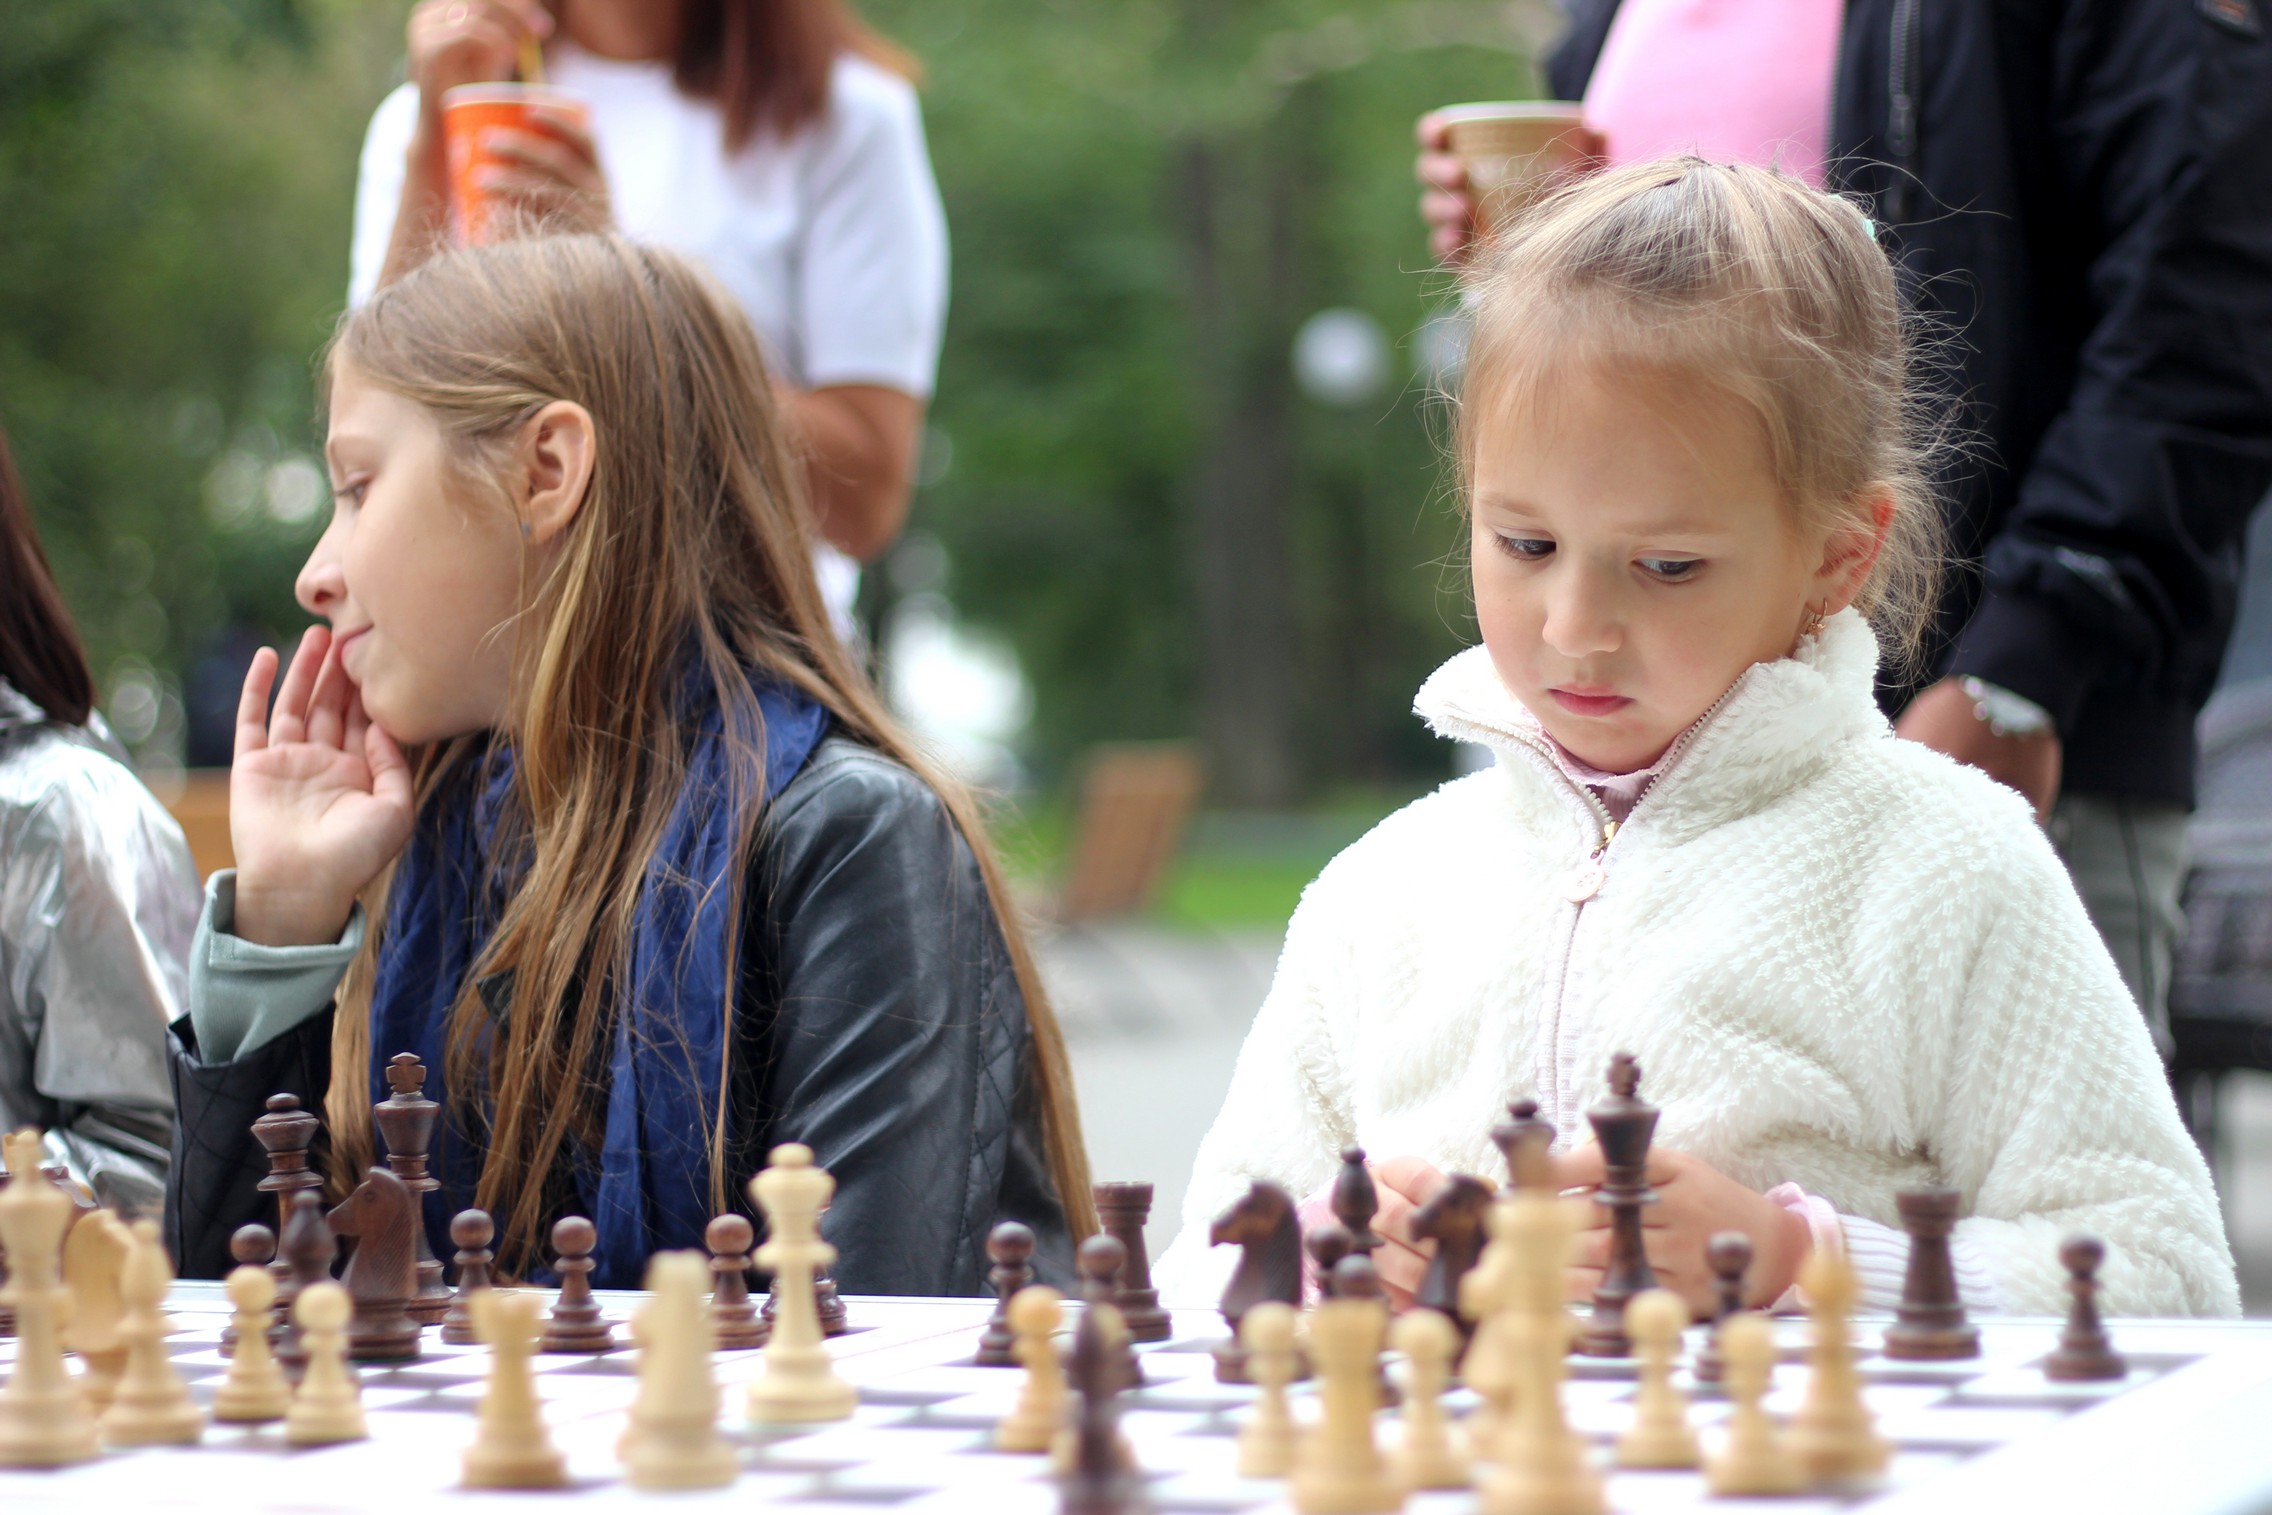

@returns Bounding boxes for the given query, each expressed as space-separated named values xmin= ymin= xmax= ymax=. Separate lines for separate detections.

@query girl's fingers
xmin=305 ymin=643 xmax=351 ymax=751
xmin=482 ymin=127 xmax=589 ymax=182
xmin=520 ymin=109 xmax=601 ymax=166
xmin=268 ymin=626 xmax=331 ymax=746
xmin=1417 ymin=152 xmax=1470 ymax=193
xmin=363 ymin=711 xmax=413 ymax=812
xmin=233 ymin=647 xmax=279 ymax=762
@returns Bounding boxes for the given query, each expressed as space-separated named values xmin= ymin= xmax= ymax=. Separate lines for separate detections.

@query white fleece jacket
xmin=1154 ymin=612 xmax=2238 ymax=1318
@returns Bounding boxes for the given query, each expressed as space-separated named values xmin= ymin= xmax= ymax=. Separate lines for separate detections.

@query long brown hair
xmin=320 ymin=234 xmax=1094 ymax=1271
xmin=673 ymin=0 xmax=919 ymax=149
xmin=1457 ymin=158 xmax=1949 ymax=682
xmin=0 ymin=421 xmax=97 ymax=727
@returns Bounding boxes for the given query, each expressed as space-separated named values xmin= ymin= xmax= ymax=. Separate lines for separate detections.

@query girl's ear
xmin=517 ymin=401 xmax=596 ymax=547
xmin=1814 ymin=484 xmax=1896 ymax=613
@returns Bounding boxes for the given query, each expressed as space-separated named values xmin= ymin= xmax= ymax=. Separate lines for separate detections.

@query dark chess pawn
xmin=1332 ymin=1147 xmax=1381 ymax=1259
xmin=1306 ymin=1221 xmax=1354 ymax=1301
xmin=1079 ymin=1234 xmax=1144 ymax=1389
xmin=1884 ymin=1187 xmax=1980 ymax=1360
xmin=540 ymin=1216 xmax=617 ymax=1353
xmin=251 ymin=1092 xmax=325 ymax=1278
xmin=374 ymin=1053 xmax=451 ymax=1326
xmin=2044 ymin=1235 xmax=2126 ymax=1382
xmin=1490 ymin=1098 xmax=1556 ymax=1193
xmin=1410 ymin=1174 xmax=1493 ymax=1332
xmin=764 ymin=1265 xmax=850 ymax=1337
xmin=1576 ymin=1051 xmax=1661 ymax=1357
xmin=1062 ymin=1280 xmax=1145 ymax=1515
xmin=220 ymin=1223 xmax=276 ymax=1359
xmin=275 ymin=1190 xmax=337 ymax=1372
xmin=706 ymin=1214 xmax=767 ymax=1350
xmin=441 ymin=1209 xmax=496 ymax=1347
xmin=976 ymin=1220 xmax=1036 ymax=1367
xmin=1693 ymin=1230 xmax=1753 ymax=1386
xmin=1094 ymin=1183 xmax=1172 ymax=1343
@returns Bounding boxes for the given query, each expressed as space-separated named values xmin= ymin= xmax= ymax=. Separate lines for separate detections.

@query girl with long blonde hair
xmin=163 ymin=233 xmax=1092 ymax=1288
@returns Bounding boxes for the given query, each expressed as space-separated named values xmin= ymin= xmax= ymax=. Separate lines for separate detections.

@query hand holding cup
xmin=1416 ymin=104 xmax=1606 ymax=265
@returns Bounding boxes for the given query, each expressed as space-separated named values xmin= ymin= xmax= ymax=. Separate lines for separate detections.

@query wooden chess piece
xmin=1478 ymin=1183 xmax=1601 ymax=1515
xmin=746 ymin=1144 xmax=857 ymax=1423
xmin=1095 ymin=1182 xmax=1173 ymax=1343
xmin=98 ymin=1217 xmax=203 ymax=1445
xmin=441 ymin=1208 xmax=495 ymax=1347
xmin=213 ymin=1265 xmax=290 ymax=1424
xmin=1884 ymin=1186 xmax=1980 ymax=1360
xmin=1457 ymin=1199 xmax=1519 ymax=1463
xmin=1062 ymin=1291 xmax=1147 ymax=1515
xmin=1703 ymin=1312 xmax=1802 ymax=1496
xmin=275 ymin=1189 xmax=336 ymax=1373
xmin=1616 ymin=1288 xmax=1699 ymax=1468
xmin=706 ymin=1213 xmax=766 ymax=1350
xmin=1489 ymin=1099 xmax=1555 ymax=1193
xmin=1693 ymin=1230 xmax=1752 ymax=1386
xmin=976 ymin=1219 xmax=1035 ymax=1366
xmin=1390 ymin=1307 xmax=1468 ymax=1490
xmin=1289 ymin=1283 xmax=1396 ymax=1514
xmin=60 ymin=1208 xmax=131 ymax=1412
xmin=218 ymin=1222 xmax=275 ymax=1358
xmin=1788 ymin=1249 xmax=1891 ymax=1484
xmin=996 ymin=1285 xmax=1068 ymax=1453
xmin=1080 ymin=1233 xmax=1146 ymax=1390
xmin=1410 ymin=1173 xmax=1493 ymax=1333
xmin=1306 ymin=1221 xmax=1353 ymax=1300
xmin=374 ymin=1053 xmax=451 ymax=1326
xmin=461 ymin=1288 xmax=568 ymax=1488
xmin=251 ymin=1092 xmax=325 ymax=1271
xmin=1575 ymin=1050 xmax=1658 ymax=1357
xmin=2044 ymin=1234 xmax=2127 ymax=1382
xmin=762 ymin=1262 xmax=850 ymax=1336
xmin=0 ymin=1132 xmax=101 ymax=1466
xmin=1332 ymin=1146 xmax=1382 ymax=1259
xmin=1233 ymin=1301 xmax=1299 ymax=1477
xmin=622 ymin=1251 xmax=739 ymax=1490
xmin=286 ymin=1281 xmax=367 ymax=1445
xmin=1209 ymin=1180 xmax=1304 ymax=1384
xmin=328 ymin=1165 xmax=422 ymax=1361
xmin=540 ymin=1215 xmax=617 ymax=1353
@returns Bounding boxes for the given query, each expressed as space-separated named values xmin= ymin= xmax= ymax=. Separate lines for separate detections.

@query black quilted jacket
xmin=163 ymin=738 xmax=1076 ymax=1294
xmin=1551 ymin=0 xmax=2272 ymax=804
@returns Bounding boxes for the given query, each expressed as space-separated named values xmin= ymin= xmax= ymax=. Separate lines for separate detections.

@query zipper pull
xmin=1567 ymin=819 xmax=1615 ymax=903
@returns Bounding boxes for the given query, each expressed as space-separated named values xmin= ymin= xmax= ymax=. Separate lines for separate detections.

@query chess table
xmin=3 ymin=1286 xmax=2270 ymax=1512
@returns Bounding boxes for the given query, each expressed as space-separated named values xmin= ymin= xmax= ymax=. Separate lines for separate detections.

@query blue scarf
xmin=365 ymin=669 xmax=828 ymax=1288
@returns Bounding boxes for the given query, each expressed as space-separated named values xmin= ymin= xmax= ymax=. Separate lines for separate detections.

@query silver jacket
xmin=0 ymin=679 xmax=197 ymax=1210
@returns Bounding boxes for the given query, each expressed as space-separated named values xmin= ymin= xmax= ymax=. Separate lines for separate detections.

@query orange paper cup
xmin=440 ymin=84 xmax=591 ymax=245
xmin=1436 ymin=101 xmax=1592 ymax=234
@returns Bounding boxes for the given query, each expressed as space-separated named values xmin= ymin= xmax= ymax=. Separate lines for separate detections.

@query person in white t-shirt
xmin=349 ymin=0 xmax=946 ymax=634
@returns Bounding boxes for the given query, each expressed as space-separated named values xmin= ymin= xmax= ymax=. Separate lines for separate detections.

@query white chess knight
xmin=746 ymin=1143 xmax=857 ymax=1423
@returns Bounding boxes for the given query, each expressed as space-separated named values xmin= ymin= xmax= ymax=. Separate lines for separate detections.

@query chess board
xmin=5 ymin=1286 xmax=2272 ymax=1513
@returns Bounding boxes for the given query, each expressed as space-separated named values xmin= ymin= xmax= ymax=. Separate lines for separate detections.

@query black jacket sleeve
xmin=1946 ymin=4 xmax=2272 ymax=728
xmin=739 ymin=740 xmax=1075 ymax=1297
xmin=162 ymin=1003 xmax=335 ymax=1279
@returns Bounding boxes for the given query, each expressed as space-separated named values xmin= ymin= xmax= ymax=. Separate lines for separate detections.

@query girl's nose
xmin=295 ymin=523 xmax=346 ymax=620
xmin=1541 ymin=569 xmax=1622 ymax=659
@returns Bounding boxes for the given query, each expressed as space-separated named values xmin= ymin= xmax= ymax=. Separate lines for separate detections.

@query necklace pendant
xmin=1565 ymin=863 xmax=1607 ymax=902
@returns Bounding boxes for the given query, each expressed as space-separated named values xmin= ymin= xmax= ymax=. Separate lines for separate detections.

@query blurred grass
xmin=991 ymin=783 xmax=1434 ymax=931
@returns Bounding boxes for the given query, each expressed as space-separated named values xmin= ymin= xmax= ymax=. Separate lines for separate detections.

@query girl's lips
xmin=1550 ymin=688 xmax=1633 ymax=717
xmin=334 ymin=627 xmax=371 ymax=667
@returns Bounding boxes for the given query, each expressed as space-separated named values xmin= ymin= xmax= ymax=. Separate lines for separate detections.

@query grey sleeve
xmin=189 ymin=871 xmax=364 ymax=1064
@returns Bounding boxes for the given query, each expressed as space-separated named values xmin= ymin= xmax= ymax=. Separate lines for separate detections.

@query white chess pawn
xmin=623 ymin=1251 xmax=739 ymax=1490
xmin=1788 ymin=1249 xmax=1891 ymax=1485
xmin=746 ymin=1144 xmax=857 ymax=1424
xmin=286 ymin=1283 xmax=368 ymax=1446
xmin=1289 ymin=1295 xmax=1398 ymax=1515
xmin=0 ymin=1130 xmax=100 ymax=1467
xmin=98 ymin=1218 xmax=203 ymax=1446
xmin=1615 ymin=1288 xmax=1699 ymax=1468
xmin=1234 ymin=1301 xmax=1299 ymax=1478
xmin=212 ymin=1265 xmax=291 ymax=1424
xmin=1704 ymin=1312 xmax=1802 ymax=1497
xmin=1390 ymin=1307 xmax=1469 ymax=1490
xmin=996 ymin=1286 xmax=1068 ymax=1454
xmin=462 ymin=1289 xmax=569 ymax=1488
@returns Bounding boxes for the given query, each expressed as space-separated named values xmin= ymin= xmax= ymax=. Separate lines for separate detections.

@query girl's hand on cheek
xmin=229 ymin=628 xmax=417 ymax=948
xmin=1553 ymin=1145 xmax=1811 ymax=1319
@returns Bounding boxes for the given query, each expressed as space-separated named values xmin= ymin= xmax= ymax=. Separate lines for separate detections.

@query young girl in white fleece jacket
xmin=1155 ymin=158 xmax=2237 ymax=1321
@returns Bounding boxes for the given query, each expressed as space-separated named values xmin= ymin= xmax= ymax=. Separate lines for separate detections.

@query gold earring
xmin=1800 ymin=603 xmax=1827 ymax=639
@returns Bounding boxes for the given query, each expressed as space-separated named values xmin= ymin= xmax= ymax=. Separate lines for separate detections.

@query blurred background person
xmin=1418 ymin=0 xmax=2272 ymax=1056
xmin=0 ymin=419 xmax=198 ymax=1213
xmin=349 ymin=0 xmax=943 ymax=640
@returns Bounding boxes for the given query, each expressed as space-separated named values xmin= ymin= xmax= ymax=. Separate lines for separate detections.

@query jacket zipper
xmin=1497 ymin=681 xmax=1746 ymax=1138
xmin=1885 ymin=0 xmax=1921 ymax=224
